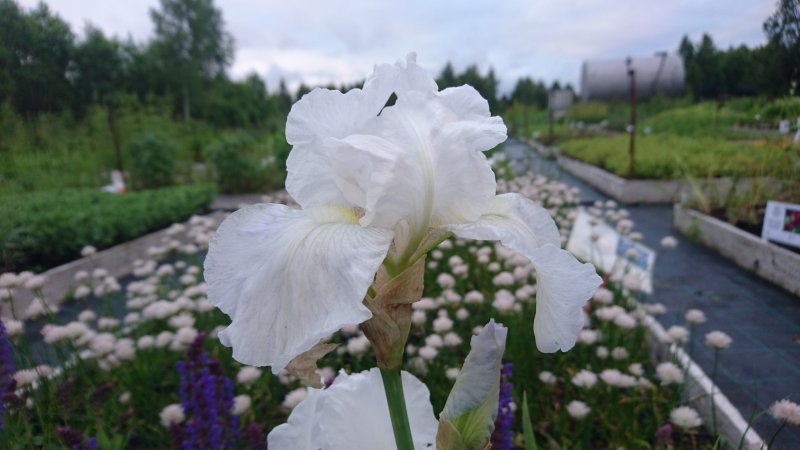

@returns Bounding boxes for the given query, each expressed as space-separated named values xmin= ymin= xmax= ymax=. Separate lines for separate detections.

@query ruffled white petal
xmin=370 ymin=53 xmax=438 ymax=97
xmin=444 ymin=194 xmax=601 ymax=352
xmin=528 ymin=244 xmax=602 ymax=352
xmin=442 ymin=320 xmax=507 ymax=421
xmin=204 ymin=204 xmax=393 ymax=372
xmin=436 ymin=85 xmax=492 ymax=119
xmin=285 ymin=87 xmax=388 ymax=147
xmin=285 ymin=53 xmax=437 ymax=211
xmin=285 ymin=142 xmax=352 ymax=210
xmin=347 ymin=91 xmax=503 ymax=237
xmin=267 ymin=369 xmax=438 ymax=450
xmin=442 ymin=193 xmax=560 ymax=250
xmin=320 ymin=369 xmax=437 ymax=450
xmin=267 ymin=388 xmax=321 ymax=449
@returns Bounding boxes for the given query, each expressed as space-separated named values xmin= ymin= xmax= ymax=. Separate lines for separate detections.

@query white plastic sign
xmin=762 ymin=201 xmax=800 ymax=249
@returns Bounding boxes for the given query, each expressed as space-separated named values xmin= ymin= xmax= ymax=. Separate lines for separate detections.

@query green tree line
xmin=679 ymin=0 xmax=799 ymax=99
xmin=1 ymin=0 xmax=797 ymax=132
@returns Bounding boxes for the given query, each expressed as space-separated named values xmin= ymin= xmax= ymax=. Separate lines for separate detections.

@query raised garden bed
xmin=673 ymin=204 xmax=800 ymax=296
xmin=554 ymin=154 xmax=773 ymax=205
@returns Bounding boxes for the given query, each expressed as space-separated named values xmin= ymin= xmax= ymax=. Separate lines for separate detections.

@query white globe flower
xmin=567 ymin=400 xmax=591 ymax=420
xmin=670 ymin=406 xmax=702 ymax=430
xmin=705 ymin=330 xmax=732 ymax=350
xmin=159 ymin=403 xmax=185 ymax=428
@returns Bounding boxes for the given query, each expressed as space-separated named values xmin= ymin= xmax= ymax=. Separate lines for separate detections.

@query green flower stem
xmin=380 ymin=368 xmax=414 ymax=450
xmin=711 ymin=350 xmax=719 ymax=438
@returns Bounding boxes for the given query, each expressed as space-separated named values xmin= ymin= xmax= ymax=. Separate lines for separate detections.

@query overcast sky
xmin=20 ymin=0 xmax=776 ymax=94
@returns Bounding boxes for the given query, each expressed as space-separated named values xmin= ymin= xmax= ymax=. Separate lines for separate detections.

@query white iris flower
xmin=204 ymin=54 xmax=601 ymax=373
xmin=268 ymin=320 xmax=507 ymax=450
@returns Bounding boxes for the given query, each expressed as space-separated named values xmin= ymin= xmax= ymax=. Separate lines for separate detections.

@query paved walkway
xmin=505 ymin=139 xmax=800 ymax=448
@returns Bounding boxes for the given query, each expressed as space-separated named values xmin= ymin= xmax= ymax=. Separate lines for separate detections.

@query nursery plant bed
xmin=555 ymin=154 xmax=774 ymax=205
xmin=673 ymin=204 xmax=800 ymax=296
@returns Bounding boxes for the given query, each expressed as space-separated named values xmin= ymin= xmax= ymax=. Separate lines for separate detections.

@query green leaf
xmin=522 ymin=392 xmax=538 ymax=450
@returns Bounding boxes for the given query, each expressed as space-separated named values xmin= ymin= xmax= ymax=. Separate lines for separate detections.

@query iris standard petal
xmin=444 ymin=193 xmax=601 ymax=353
xmin=369 ymin=52 xmax=438 ymax=97
xmin=285 ymin=54 xmax=434 ymax=210
xmin=345 ymin=92 xmax=502 ymax=237
xmin=204 ymin=203 xmax=393 ymax=372
xmin=285 ymin=84 xmax=390 ymax=147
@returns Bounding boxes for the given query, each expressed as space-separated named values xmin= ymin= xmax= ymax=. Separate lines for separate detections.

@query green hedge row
xmin=0 ymin=183 xmax=217 ymax=272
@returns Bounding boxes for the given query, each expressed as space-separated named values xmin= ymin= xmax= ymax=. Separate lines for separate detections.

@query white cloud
xmin=22 ymin=0 xmax=775 ymax=94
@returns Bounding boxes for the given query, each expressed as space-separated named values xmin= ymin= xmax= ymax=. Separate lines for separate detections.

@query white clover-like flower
xmin=685 ymin=308 xmax=706 ymax=325
xmin=770 ymin=399 xmax=800 ymax=426
xmin=592 ymin=287 xmax=614 ymax=304
xmin=567 ymin=400 xmax=591 ymax=420
xmin=705 ymin=330 xmax=732 ymax=349
xmin=572 ymin=370 xmax=598 ymax=389
xmin=660 ymin=236 xmax=678 ymax=249
xmin=159 ymin=403 xmax=185 ymax=428
xmin=577 ymin=329 xmax=599 ymax=345
xmin=236 ymin=366 xmax=262 ymax=386
xmin=204 ymin=54 xmax=600 ymax=372
xmin=667 ymin=325 xmax=690 ymax=344
xmin=232 ymin=394 xmax=252 ymax=416
xmin=670 ymin=406 xmax=702 ymax=430
xmin=600 ymin=369 xmax=637 ymax=388
xmin=656 ymin=362 xmax=685 ymax=385
xmin=539 ymin=371 xmax=557 ymax=385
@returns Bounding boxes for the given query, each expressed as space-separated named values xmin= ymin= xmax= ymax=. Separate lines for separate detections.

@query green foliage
xmin=522 ymin=393 xmax=538 ymax=450
xmin=126 ymin=132 xmax=178 ymax=189
xmin=761 ymin=97 xmax=800 ymax=121
xmin=205 ymin=131 xmax=286 ymax=194
xmin=0 ymin=1 xmax=74 ymax=117
xmin=150 ymin=0 xmax=234 ymax=121
xmin=639 ymin=102 xmax=749 ymax=136
xmin=0 ymin=183 xmax=216 ymax=272
xmin=559 ymin=134 xmax=797 ymax=179
xmin=566 ymin=102 xmax=609 ymax=123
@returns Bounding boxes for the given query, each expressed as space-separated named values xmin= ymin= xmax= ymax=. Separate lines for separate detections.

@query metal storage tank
xmin=580 ymin=53 xmax=685 ymax=102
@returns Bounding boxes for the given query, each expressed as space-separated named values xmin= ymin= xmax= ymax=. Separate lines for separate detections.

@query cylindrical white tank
xmin=580 ymin=53 xmax=685 ymax=102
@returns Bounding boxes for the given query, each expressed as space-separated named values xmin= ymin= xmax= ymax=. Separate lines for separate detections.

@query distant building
xmin=580 ymin=53 xmax=685 ymax=102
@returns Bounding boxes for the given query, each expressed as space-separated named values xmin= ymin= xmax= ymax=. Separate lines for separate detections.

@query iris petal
xmin=267 ymin=369 xmax=438 ymax=450
xmin=444 ymin=193 xmax=601 ymax=352
xmin=204 ymin=204 xmax=393 ymax=372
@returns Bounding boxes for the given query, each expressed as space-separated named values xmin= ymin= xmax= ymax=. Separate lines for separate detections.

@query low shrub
xmin=760 ymin=97 xmax=800 ymax=123
xmin=566 ymin=102 xmax=609 ymax=123
xmin=126 ymin=132 xmax=178 ymax=190
xmin=205 ymin=132 xmax=285 ymax=194
xmin=0 ymin=183 xmax=217 ymax=272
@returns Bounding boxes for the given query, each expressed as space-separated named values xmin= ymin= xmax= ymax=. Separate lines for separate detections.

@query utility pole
xmin=626 ymin=57 xmax=637 ymax=179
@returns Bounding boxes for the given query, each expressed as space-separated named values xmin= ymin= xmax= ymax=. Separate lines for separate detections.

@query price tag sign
xmin=762 ymin=201 xmax=800 ymax=249
xmin=567 ymin=210 xmax=656 ymax=293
